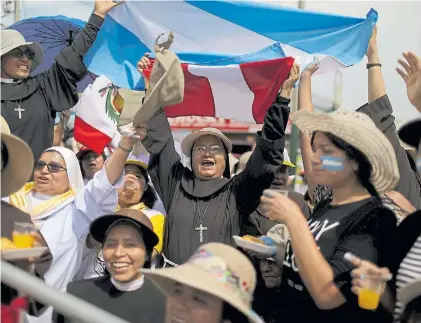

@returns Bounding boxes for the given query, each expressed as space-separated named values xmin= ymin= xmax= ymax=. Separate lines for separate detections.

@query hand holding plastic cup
xmin=358 ymin=274 xmax=386 ymax=310
xmin=12 ymin=222 xmax=36 ymax=248
xmin=263 ymin=189 xmax=289 ymax=198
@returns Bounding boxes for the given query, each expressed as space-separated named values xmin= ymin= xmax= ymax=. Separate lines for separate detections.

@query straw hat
xmin=133 ymin=33 xmax=184 ymax=126
xmin=291 ymin=110 xmax=399 ymax=193
xmin=1 ymin=29 xmax=44 ymax=71
xmin=125 ymin=153 xmax=148 ymax=170
xmin=143 ymin=243 xmax=263 ymax=323
xmin=90 ymin=208 xmax=159 ymax=250
xmin=1 ymin=117 xmax=34 ymax=197
xmin=181 ymin=127 xmax=233 ymax=157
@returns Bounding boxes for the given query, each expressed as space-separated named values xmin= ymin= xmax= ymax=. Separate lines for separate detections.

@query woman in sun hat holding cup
xmin=259 ymin=87 xmax=400 ymax=322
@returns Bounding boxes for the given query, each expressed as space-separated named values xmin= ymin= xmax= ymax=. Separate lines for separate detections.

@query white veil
xmin=45 ymin=146 xmax=84 ymax=192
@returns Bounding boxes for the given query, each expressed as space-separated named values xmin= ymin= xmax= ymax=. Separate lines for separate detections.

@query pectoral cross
xmin=14 ymin=103 xmax=25 ymax=120
xmin=194 ymin=223 xmax=208 ymax=243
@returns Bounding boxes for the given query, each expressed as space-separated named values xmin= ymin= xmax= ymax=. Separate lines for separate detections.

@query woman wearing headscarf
xmin=136 ymin=54 xmax=297 ymax=267
xmin=259 ymin=102 xmax=400 ymax=321
xmin=56 ymin=209 xmax=165 ymax=323
xmin=142 ymin=243 xmax=263 ymax=323
xmin=5 ymin=128 xmax=143 ymax=322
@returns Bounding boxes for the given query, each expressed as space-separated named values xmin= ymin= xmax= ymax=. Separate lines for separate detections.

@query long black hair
xmin=311 ymin=131 xmax=381 ymax=200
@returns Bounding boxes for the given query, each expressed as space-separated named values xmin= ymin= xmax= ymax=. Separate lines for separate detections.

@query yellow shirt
xmin=117 ymin=203 xmax=165 ymax=253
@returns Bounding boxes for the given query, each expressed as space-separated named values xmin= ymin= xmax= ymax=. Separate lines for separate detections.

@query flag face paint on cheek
xmin=320 ymin=156 xmax=345 ymax=171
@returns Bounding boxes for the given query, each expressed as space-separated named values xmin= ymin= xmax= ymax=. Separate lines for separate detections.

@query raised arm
xmin=137 ymin=53 xmax=183 ymax=211
xmin=357 ymin=27 xmax=421 ymax=207
xmin=73 ymin=133 xmax=143 ymax=239
xmin=233 ymin=63 xmax=299 ymax=215
xmin=39 ymin=1 xmax=123 ymax=113
xmin=297 ymin=58 xmax=321 ymax=202
xmin=396 ymin=51 xmax=421 ymax=113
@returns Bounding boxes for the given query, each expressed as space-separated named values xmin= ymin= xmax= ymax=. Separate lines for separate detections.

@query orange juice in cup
xmin=12 ymin=223 xmax=36 ymax=248
xmin=358 ymin=275 xmax=384 ymax=310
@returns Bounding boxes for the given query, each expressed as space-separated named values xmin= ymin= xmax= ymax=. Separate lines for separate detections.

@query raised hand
xmin=137 ymin=53 xmax=152 ymax=75
xmin=282 ymin=63 xmax=301 ymax=90
xmin=302 ymin=56 xmax=320 ymax=77
xmin=94 ymin=0 xmax=124 ymax=18
xmin=118 ymin=122 xmax=148 ymax=147
xmin=397 ymin=51 xmax=421 ymax=111
xmin=366 ymin=25 xmax=378 ymax=61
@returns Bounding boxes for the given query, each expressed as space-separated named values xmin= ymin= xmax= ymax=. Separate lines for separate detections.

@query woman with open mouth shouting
xmin=56 ymin=209 xmax=165 ymax=323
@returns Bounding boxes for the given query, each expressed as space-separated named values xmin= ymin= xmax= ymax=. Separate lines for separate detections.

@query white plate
xmin=233 ymin=236 xmax=275 ymax=258
xmin=1 ymin=247 xmax=48 ymax=261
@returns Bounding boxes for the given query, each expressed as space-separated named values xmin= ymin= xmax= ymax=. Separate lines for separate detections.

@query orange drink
xmin=358 ymin=289 xmax=381 ymax=310
xmin=12 ymin=232 xmax=34 ymax=248
xmin=12 ymin=222 xmax=36 ymax=248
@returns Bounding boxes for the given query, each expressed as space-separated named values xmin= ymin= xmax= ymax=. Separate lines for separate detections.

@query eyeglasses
xmin=192 ymin=146 xmax=224 ymax=156
xmin=34 ymin=160 xmax=67 ymax=173
xmin=7 ymin=47 xmax=35 ymax=60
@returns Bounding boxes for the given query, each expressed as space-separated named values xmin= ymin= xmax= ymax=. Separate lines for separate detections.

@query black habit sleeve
xmin=38 ymin=14 xmax=104 ymax=113
xmin=141 ymin=108 xmax=184 ymax=211
xmin=234 ymin=94 xmax=289 ymax=216
xmin=357 ymin=95 xmax=421 ymax=208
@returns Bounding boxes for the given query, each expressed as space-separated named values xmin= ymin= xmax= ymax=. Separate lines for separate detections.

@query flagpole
xmin=14 ymin=0 xmax=20 ymax=22
xmin=289 ymin=0 xmax=305 ymax=189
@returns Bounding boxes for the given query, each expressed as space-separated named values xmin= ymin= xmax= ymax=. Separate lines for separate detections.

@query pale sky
xmin=2 ymin=0 xmax=420 ymax=123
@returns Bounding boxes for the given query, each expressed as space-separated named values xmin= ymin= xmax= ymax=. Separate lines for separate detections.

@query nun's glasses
xmin=34 ymin=160 xmax=67 ymax=173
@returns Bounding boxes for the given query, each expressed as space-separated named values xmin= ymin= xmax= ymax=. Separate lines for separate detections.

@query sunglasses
xmin=34 ymin=160 xmax=67 ymax=173
xmin=8 ymin=47 xmax=35 ymax=60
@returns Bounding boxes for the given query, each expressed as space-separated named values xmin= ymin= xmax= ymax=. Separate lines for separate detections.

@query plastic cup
xmin=273 ymin=189 xmax=289 ymax=197
xmin=358 ymin=275 xmax=384 ymax=310
xmin=12 ymin=222 xmax=36 ymax=248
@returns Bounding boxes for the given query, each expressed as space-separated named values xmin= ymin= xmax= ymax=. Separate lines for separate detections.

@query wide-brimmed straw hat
xmin=133 ymin=33 xmax=184 ymax=126
xmin=292 ymin=110 xmax=399 ymax=193
xmin=1 ymin=117 xmax=34 ymax=197
xmin=90 ymin=208 xmax=159 ymax=251
xmin=1 ymin=29 xmax=44 ymax=71
xmin=398 ymin=119 xmax=421 ymax=150
xmin=181 ymin=127 xmax=233 ymax=157
xmin=143 ymin=243 xmax=263 ymax=323
xmin=125 ymin=153 xmax=148 ymax=171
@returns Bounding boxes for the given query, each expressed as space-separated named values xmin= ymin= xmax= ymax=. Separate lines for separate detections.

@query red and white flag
xmin=145 ymin=57 xmax=295 ymax=124
xmin=74 ymin=75 xmax=124 ymax=154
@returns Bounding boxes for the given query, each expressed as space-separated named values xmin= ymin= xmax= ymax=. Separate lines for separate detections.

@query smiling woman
xmin=57 ymin=209 xmax=165 ymax=323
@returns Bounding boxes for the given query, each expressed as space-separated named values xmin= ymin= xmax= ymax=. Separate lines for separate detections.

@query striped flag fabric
xmin=73 ymin=75 xmax=124 ymax=154
xmin=84 ymin=0 xmax=378 ymax=90
xmin=144 ymin=57 xmax=294 ymax=123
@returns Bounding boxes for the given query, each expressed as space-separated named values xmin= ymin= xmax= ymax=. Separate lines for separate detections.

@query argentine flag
xmin=84 ymin=0 xmax=378 ymax=90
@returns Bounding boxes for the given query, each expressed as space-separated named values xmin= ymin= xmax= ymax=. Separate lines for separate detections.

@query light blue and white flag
xmin=84 ymin=0 xmax=378 ymax=90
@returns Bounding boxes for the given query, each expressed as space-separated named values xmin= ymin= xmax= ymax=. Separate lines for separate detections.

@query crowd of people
xmin=1 ymin=1 xmax=421 ymax=322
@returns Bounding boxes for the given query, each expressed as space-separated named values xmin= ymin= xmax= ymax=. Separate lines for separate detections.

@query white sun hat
xmin=142 ymin=243 xmax=263 ymax=323
xmin=291 ymin=110 xmax=399 ymax=193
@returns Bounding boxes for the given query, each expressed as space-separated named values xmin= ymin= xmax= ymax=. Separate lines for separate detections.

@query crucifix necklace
xmin=14 ymin=100 xmax=24 ymax=120
xmin=194 ymin=195 xmax=214 ymax=243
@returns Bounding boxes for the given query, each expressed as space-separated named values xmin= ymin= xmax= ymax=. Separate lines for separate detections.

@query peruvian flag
xmin=144 ymin=57 xmax=295 ymax=124
xmin=74 ymin=75 xmax=124 ymax=154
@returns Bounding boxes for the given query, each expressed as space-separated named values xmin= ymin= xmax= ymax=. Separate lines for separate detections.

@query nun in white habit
xmin=6 ymin=130 xmax=143 ymax=322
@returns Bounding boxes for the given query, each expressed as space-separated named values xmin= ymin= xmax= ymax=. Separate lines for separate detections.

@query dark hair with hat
xmin=90 ymin=209 xmax=159 ymax=271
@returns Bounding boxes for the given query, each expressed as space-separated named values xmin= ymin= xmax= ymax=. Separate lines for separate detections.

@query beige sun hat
xmin=1 ymin=29 xmax=44 ymax=71
xmin=142 ymin=243 xmax=263 ymax=323
xmin=133 ymin=32 xmax=184 ymax=126
xmin=181 ymin=127 xmax=233 ymax=157
xmin=292 ymin=110 xmax=399 ymax=193
xmin=1 ymin=117 xmax=34 ymax=197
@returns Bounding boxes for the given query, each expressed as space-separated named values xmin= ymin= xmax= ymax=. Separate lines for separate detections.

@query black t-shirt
xmin=278 ymin=197 xmax=396 ymax=323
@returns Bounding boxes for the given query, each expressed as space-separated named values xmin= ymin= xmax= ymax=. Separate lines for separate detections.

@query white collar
xmin=1 ymin=77 xmax=24 ymax=84
xmin=111 ymin=275 xmax=144 ymax=292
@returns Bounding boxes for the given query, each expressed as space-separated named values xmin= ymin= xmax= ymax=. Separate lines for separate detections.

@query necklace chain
xmin=196 ymin=195 xmax=214 ymax=225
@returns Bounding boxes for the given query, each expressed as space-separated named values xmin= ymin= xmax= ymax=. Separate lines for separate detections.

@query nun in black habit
xmin=137 ymin=55 xmax=297 ymax=267
xmin=55 ymin=209 xmax=165 ymax=323
xmin=0 ymin=0 xmax=122 ymax=161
